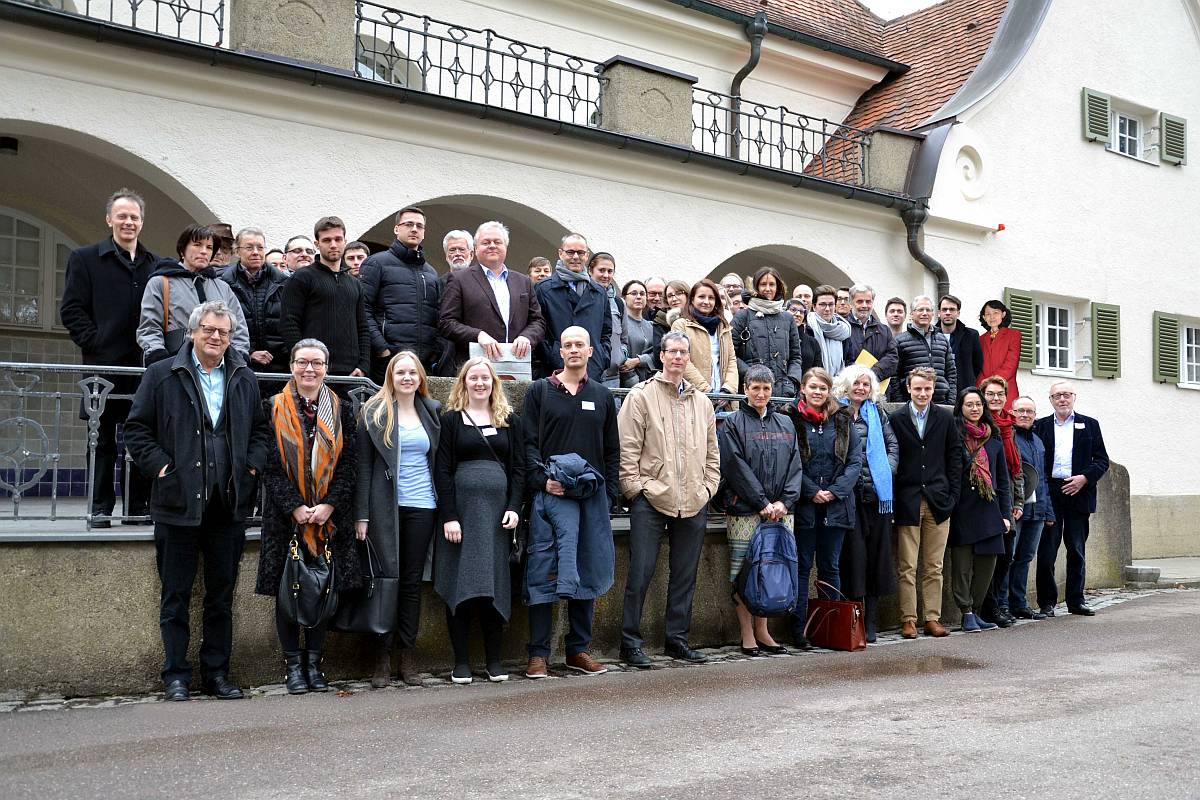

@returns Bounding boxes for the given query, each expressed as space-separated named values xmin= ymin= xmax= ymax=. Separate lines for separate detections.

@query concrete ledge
xmin=1131 ymin=494 xmax=1200 ymax=559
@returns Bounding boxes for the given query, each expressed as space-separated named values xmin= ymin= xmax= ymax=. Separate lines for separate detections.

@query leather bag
xmin=804 ymin=581 xmax=866 ymax=652
xmin=331 ymin=537 xmax=399 ymax=635
xmin=277 ymin=530 xmax=338 ymax=628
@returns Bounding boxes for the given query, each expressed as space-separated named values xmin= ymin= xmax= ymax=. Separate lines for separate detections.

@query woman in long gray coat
xmin=356 ymin=351 xmax=440 ymax=688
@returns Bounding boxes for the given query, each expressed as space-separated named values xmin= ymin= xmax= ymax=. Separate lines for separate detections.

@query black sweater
xmin=279 ymin=261 xmax=371 ymax=375
xmin=435 ymin=411 xmax=526 ymax=521
xmin=522 ymin=376 xmax=620 ymax=501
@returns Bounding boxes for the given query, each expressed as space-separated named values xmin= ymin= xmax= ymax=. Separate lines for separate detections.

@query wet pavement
xmin=2 ymin=588 xmax=1198 ymax=799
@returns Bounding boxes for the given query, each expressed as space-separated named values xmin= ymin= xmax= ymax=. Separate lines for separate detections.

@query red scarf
xmin=963 ymin=420 xmax=996 ymax=501
xmin=991 ymin=409 xmax=1022 ymax=479
xmin=795 ymin=399 xmax=827 ymax=425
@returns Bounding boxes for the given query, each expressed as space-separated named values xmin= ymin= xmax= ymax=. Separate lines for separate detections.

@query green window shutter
xmin=1153 ymin=312 xmax=1181 ymax=383
xmin=1160 ymin=113 xmax=1187 ymax=165
xmin=1003 ymin=287 xmax=1035 ymax=369
xmin=1082 ymin=88 xmax=1111 ymax=143
xmin=1091 ymin=302 xmax=1121 ymax=378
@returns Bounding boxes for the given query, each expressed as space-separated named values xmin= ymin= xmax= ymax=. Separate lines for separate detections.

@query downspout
xmin=728 ymin=12 xmax=769 ymax=159
xmin=901 ymin=206 xmax=950 ymax=298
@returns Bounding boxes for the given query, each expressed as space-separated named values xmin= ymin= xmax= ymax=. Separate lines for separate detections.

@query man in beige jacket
xmin=617 ymin=331 xmax=720 ymax=667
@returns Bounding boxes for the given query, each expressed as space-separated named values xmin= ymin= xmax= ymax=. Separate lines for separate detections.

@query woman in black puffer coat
xmin=731 ymin=266 xmax=804 ymax=398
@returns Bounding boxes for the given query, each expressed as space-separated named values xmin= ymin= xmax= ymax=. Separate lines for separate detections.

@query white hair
xmin=474 ymin=220 xmax=510 ymax=246
xmin=912 ymin=294 xmax=935 ymax=310
xmin=833 ymin=364 xmax=883 ymax=404
xmin=443 ymin=229 xmax=473 ymax=251
xmin=187 ymin=300 xmax=234 ymax=331
xmin=849 ymin=283 xmax=875 ymax=299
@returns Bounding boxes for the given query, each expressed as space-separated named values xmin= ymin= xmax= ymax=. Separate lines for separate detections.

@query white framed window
xmin=0 ymin=208 xmax=76 ymax=333
xmin=1114 ymin=113 xmax=1141 ymax=158
xmin=1184 ymin=324 xmax=1200 ymax=386
xmin=1034 ymin=301 xmax=1074 ymax=373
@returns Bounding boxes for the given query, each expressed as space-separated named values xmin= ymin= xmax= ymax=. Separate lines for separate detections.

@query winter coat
xmin=279 ymin=261 xmax=372 ymax=376
xmin=798 ymin=324 xmax=824 ymax=373
xmin=717 ymin=406 xmax=804 ymax=516
xmin=846 ymin=312 xmax=899 ymax=380
xmin=1014 ymin=426 xmax=1055 ymax=523
xmin=255 ymin=399 xmax=363 ymax=595
xmin=789 ymin=405 xmax=862 ymax=530
xmin=889 ymin=403 xmax=963 ymax=526
xmin=949 ymin=433 xmax=1012 ymax=554
xmin=219 ymin=262 xmax=289 ymax=369
xmin=731 ymin=305 xmax=803 ymax=398
xmin=137 ymin=259 xmax=250 ymax=365
xmin=671 ymin=316 xmax=738 ymax=393
xmin=124 ymin=343 xmax=270 ymax=526
xmin=618 ymin=373 xmax=720 ymax=518
xmin=359 ymin=240 xmax=443 ymax=368
xmin=849 ymin=404 xmax=899 ymax=498
xmin=534 ymin=273 xmax=612 ymax=380
xmin=886 ymin=324 xmax=958 ymax=404
xmin=978 ymin=327 xmax=1022 ymax=406
xmin=944 ymin=320 xmax=983 ymax=400
xmin=355 ymin=395 xmax=441 ymax=576
xmin=59 ymin=237 xmax=157 ymax=367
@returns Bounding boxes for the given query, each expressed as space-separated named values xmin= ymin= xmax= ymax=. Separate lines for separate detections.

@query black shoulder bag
xmin=277 ymin=527 xmax=338 ymax=628
xmin=331 ymin=535 xmax=399 ymax=634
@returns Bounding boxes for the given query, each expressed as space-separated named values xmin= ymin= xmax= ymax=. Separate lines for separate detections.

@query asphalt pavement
xmin=2 ymin=589 xmax=1198 ymax=800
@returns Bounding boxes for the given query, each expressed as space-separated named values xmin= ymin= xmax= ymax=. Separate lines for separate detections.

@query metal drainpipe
xmin=901 ymin=206 xmax=950 ymax=298
xmin=728 ymin=12 xmax=769 ymax=159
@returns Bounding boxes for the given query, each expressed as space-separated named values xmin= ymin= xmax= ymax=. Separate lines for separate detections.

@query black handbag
xmin=331 ymin=537 xmax=399 ymax=635
xmin=277 ymin=529 xmax=338 ymax=628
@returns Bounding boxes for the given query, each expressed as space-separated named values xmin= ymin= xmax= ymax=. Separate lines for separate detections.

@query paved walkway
xmin=1132 ymin=557 xmax=1200 ymax=587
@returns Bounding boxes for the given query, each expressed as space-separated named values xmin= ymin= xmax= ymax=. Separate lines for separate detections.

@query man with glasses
xmin=844 ymin=283 xmax=898 ymax=381
xmin=282 ymin=236 xmax=316 ymax=273
xmin=938 ymin=294 xmax=983 ymax=400
xmin=125 ymin=300 xmax=270 ymax=702
xmin=1005 ymin=395 xmax=1055 ymax=619
xmin=886 ymin=294 xmax=957 ymax=403
xmin=534 ymin=233 xmax=610 ymax=380
xmin=359 ymin=206 xmax=443 ymax=380
xmin=806 ymin=284 xmax=851 ymax=375
xmin=645 ymin=276 xmax=668 ymax=315
xmin=220 ymin=226 xmax=289 ymax=377
xmin=1033 ymin=382 xmax=1109 ymax=616
xmin=720 ymin=273 xmax=746 ymax=315
xmin=835 ymin=287 xmax=852 ymax=319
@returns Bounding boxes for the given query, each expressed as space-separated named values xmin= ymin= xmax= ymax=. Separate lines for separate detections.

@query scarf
xmin=795 ymin=398 xmax=827 ymax=425
xmin=272 ymin=382 xmax=343 ymax=557
xmin=858 ymin=398 xmax=893 ymax=513
xmin=747 ymin=296 xmax=784 ymax=317
xmin=806 ymin=312 xmax=849 ymax=374
xmin=554 ymin=261 xmax=596 ymax=294
xmin=991 ymin=408 xmax=1022 ymax=480
xmin=692 ymin=311 xmax=721 ymax=334
xmin=963 ymin=419 xmax=995 ymax=502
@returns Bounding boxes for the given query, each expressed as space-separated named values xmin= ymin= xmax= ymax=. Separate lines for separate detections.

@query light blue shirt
xmin=1051 ymin=412 xmax=1076 ymax=478
xmin=481 ymin=264 xmax=511 ymax=339
xmin=909 ymin=402 xmax=929 ymax=438
xmin=191 ymin=351 xmax=225 ymax=426
xmin=395 ymin=422 xmax=436 ymax=509
xmin=709 ymin=332 xmax=721 ymax=390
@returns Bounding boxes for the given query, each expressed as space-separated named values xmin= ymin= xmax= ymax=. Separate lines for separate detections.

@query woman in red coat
xmin=977 ymin=300 xmax=1021 ymax=410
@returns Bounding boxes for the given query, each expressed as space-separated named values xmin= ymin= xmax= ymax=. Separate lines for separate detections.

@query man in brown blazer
xmin=438 ymin=220 xmax=546 ymax=365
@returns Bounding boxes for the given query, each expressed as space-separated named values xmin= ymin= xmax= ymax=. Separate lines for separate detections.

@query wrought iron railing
xmin=354 ymin=1 xmax=603 ymax=126
xmin=16 ymin=0 xmax=226 ymax=46
xmin=692 ymin=89 xmax=872 ymax=186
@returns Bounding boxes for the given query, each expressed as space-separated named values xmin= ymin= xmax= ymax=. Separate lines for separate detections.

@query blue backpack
xmin=735 ymin=521 xmax=800 ymax=617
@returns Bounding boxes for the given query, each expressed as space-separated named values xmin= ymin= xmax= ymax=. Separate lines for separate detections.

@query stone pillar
xmin=865 ymin=126 xmax=924 ymax=193
xmin=598 ymin=56 xmax=697 ymax=147
xmin=229 ymin=0 xmax=356 ymax=72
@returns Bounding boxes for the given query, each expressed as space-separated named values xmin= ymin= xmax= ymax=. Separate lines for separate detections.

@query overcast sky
xmin=858 ymin=0 xmax=944 ymax=19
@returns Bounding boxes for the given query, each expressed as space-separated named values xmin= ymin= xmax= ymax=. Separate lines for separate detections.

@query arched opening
xmin=355 ymin=34 xmax=423 ymax=88
xmin=707 ymin=244 xmax=854 ymax=296
xmin=356 ymin=194 xmax=570 ymax=275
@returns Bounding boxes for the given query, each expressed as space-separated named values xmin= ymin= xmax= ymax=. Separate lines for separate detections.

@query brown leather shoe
xmin=397 ymin=649 xmax=422 ymax=687
xmin=565 ymin=651 xmax=608 ymax=675
xmin=923 ymin=620 xmax=949 ymax=637
xmin=900 ymin=620 xmax=918 ymax=639
xmin=525 ymin=656 xmax=549 ymax=679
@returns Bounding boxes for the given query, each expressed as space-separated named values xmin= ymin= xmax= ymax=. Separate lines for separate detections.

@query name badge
xmin=581 ymin=400 xmax=596 ymax=411
xmin=1074 ymin=422 xmax=1085 ymax=429
xmin=481 ymin=426 xmax=498 ymax=436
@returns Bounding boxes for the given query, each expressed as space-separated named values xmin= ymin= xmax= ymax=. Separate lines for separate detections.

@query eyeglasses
xmin=815 ymin=301 xmax=836 ymax=309
xmin=962 ymin=401 xmax=984 ymax=409
xmin=287 ymin=247 xmax=316 ymax=255
xmin=1013 ymin=409 xmax=1036 ymax=415
xmin=663 ymin=349 xmax=689 ymax=357
xmin=397 ymin=221 xmax=426 ymax=230
xmin=913 ymin=307 xmax=935 ymax=314
xmin=238 ymin=244 xmax=265 ymax=252
xmin=722 ymin=283 xmax=743 ymax=292
xmin=561 ymin=249 xmax=587 ymax=257
xmin=665 ymin=292 xmax=682 ymax=300
xmin=983 ymin=391 xmax=1006 ymax=399
xmin=293 ymin=359 xmax=327 ymax=371
xmin=1050 ymin=392 xmax=1075 ymax=400
xmin=625 ymin=289 xmax=646 ymax=297
xmin=199 ymin=325 xmax=231 ymax=340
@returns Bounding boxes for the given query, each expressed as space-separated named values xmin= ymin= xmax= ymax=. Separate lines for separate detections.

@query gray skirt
xmin=433 ymin=459 xmax=512 ymax=621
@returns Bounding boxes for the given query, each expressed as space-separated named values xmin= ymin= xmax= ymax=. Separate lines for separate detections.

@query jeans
xmin=395 ymin=506 xmax=436 ymax=649
xmin=527 ymin=599 xmax=596 ymax=658
xmin=790 ymin=511 xmax=848 ymax=639
xmin=1007 ymin=511 xmax=1044 ymax=611
xmin=621 ymin=495 xmax=707 ymax=650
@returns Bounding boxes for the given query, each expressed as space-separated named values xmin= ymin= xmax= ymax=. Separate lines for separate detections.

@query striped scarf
xmin=272 ymin=382 xmax=342 ymax=556
xmin=963 ymin=420 xmax=996 ymax=502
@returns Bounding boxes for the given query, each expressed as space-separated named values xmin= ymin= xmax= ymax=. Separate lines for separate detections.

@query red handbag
xmin=804 ymin=582 xmax=867 ymax=652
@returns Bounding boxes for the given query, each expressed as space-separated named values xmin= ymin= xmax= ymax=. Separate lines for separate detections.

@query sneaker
xmin=485 ymin=662 xmax=509 ymax=682
xmin=525 ymin=656 xmax=549 ymax=679
xmin=450 ymin=664 xmax=473 ymax=685
xmin=565 ymin=652 xmax=608 ymax=675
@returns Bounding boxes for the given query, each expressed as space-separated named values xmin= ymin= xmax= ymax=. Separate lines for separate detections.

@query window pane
xmin=0 ymin=239 xmax=11 ymax=264
xmin=0 ymin=297 xmax=11 ymax=323
xmin=0 ymin=215 xmax=11 ymax=235
xmin=15 ymin=297 xmax=38 ymax=326
xmin=14 ymin=219 xmax=38 ymax=238
xmin=0 ymin=267 xmax=11 ymax=292
xmin=14 ymin=268 xmax=38 ymax=296
xmin=14 ymin=239 xmax=38 ymax=267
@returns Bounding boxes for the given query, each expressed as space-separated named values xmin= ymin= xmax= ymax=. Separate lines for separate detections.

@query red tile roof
xmin=711 ymin=0 xmax=888 ymax=59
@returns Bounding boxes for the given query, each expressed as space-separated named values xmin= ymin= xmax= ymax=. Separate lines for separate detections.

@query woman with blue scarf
xmin=834 ymin=365 xmax=898 ymax=643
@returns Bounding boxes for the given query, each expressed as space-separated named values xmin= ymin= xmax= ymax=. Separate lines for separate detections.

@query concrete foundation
xmin=1130 ymin=493 xmax=1200 ymax=559
xmin=229 ymin=0 xmax=356 ymax=71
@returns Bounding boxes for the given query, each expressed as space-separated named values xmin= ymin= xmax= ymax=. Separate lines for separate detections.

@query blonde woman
xmin=356 ymin=351 xmax=441 ymax=688
xmin=434 ymin=357 xmax=526 ymax=684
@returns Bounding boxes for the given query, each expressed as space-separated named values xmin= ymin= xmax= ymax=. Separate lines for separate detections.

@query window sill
xmin=1177 ymin=382 xmax=1200 ymax=391
xmin=1031 ymin=368 xmax=1091 ymax=381
xmin=1103 ymin=147 xmax=1160 ymax=167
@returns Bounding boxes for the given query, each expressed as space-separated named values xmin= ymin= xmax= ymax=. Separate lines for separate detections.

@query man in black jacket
xmin=534 ymin=233 xmax=611 ymax=380
xmin=887 ymin=295 xmax=957 ymax=404
xmin=939 ymin=294 xmax=983 ymax=399
xmin=890 ymin=367 xmax=963 ymax=639
xmin=845 ymin=283 xmax=898 ymax=381
xmin=1033 ymin=381 xmax=1110 ymax=616
xmin=124 ymin=300 xmax=270 ymax=702
xmin=219 ymin=226 xmax=289 ymax=384
xmin=280 ymin=216 xmax=371 ymax=378
xmin=359 ymin=206 xmax=443 ymax=381
xmin=59 ymin=188 xmax=157 ymax=525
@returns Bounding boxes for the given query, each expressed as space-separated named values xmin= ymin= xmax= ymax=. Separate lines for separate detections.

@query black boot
xmin=284 ymin=651 xmax=308 ymax=695
xmin=305 ymin=651 xmax=330 ymax=692
xmin=863 ymin=596 xmax=878 ymax=644
xmin=371 ymin=633 xmax=393 ymax=689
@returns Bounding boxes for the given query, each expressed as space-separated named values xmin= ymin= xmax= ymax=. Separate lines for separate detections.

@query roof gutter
xmin=0 ymin=1 xmax=919 ymax=214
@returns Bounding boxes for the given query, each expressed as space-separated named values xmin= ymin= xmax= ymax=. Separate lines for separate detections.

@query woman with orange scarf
xmin=255 ymin=338 xmax=361 ymax=694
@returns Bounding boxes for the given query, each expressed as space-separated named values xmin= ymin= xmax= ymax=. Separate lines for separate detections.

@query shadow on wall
xmin=707 ymin=244 xmax=854 ymax=295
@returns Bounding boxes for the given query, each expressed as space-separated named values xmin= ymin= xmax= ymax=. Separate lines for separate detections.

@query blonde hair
xmin=445 ymin=357 xmax=512 ymax=427
xmin=360 ymin=351 xmax=429 ymax=446
xmin=833 ymin=364 xmax=883 ymax=404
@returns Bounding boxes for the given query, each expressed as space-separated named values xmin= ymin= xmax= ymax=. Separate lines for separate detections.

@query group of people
xmin=60 ymin=188 xmax=1111 ymax=700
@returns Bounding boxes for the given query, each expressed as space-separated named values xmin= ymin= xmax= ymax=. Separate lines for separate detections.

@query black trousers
xmin=445 ymin=597 xmax=505 ymax=666
xmin=154 ymin=495 xmax=246 ymax=685
xmin=1037 ymin=483 xmax=1090 ymax=609
xmin=528 ymin=599 xmax=596 ymax=658
xmin=395 ymin=506 xmax=436 ymax=649
xmin=621 ymin=496 xmax=707 ymax=650
xmin=274 ymin=602 xmax=327 ymax=653
xmin=91 ymin=398 xmax=150 ymax=516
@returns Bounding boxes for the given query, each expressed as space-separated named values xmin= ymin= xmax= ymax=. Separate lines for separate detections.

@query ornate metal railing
xmin=692 ymin=89 xmax=872 ymax=186
xmin=354 ymin=1 xmax=603 ymax=126
xmin=15 ymin=0 xmax=226 ymax=46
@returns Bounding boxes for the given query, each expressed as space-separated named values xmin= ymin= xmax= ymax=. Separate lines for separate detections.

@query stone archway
xmin=357 ymin=194 xmax=570 ymax=275
xmin=707 ymin=244 xmax=854 ymax=297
